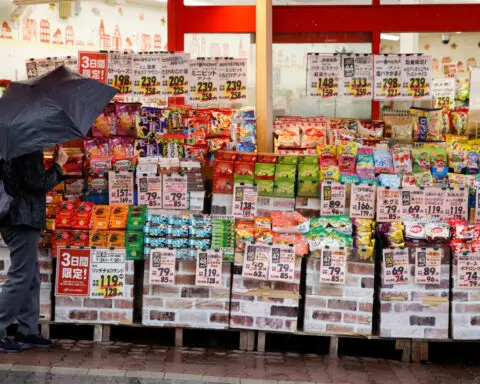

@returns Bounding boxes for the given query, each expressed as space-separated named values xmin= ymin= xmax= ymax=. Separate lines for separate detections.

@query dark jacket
xmin=0 ymin=151 xmax=64 ymax=229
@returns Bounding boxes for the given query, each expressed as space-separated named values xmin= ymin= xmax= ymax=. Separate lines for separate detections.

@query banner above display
xmin=307 ymin=54 xmax=433 ymax=102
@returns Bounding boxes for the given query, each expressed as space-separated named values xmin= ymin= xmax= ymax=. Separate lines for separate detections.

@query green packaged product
xmin=275 ymin=164 xmax=297 ymax=180
xmin=127 ymin=206 xmax=147 ymax=231
xmin=273 ymin=180 xmax=295 ymax=198
xmin=298 ymin=163 xmax=319 ymax=179
xmin=310 ymin=215 xmax=353 ymax=236
xmin=277 ymin=155 xmax=299 ymax=165
xmin=297 ymin=179 xmax=319 ymax=197
xmin=299 ymin=156 xmax=319 ymax=165
xmin=234 ymin=174 xmax=255 ymax=183
xmin=126 ymin=231 xmax=144 ymax=260
xmin=254 ymin=163 xmax=276 ymax=178
xmin=256 ymin=179 xmax=275 ymax=196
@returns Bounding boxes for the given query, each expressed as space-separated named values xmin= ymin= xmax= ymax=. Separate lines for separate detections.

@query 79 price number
xmin=197 ymin=81 xmax=214 ymax=102
xmin=318 ymin=77 xmax=336 ymax=97
xmin=326 ymin=266 xmax=342 ymax=282
xmin=225 ymin=80 xmax=243 ymax=100
xmin=140 ymin=76 xmax=158 ymax=96
xmin=168 ymin=75 xmax=187 ymax=95
xmin=170 ymin=192 xmax=185 ymax=208
xmin=276 ymin=263 xmax=291 ymax=280
xmin=157 ymin=267 xmax=172 ymax=283
xmin=99 ymin=274 xmax=120 ymax=297
xmin=145 ymin=191 xmax=160 ymax=207
xmin=382 ymin=78 xmax=400 ymax=97
xmin=383 ymin=202 xmax=399 ymax=220
xmin=113 ymin=74 xmax=132 ymax=94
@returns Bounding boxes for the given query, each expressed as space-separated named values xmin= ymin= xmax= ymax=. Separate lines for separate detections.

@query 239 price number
xmin=140 ymin=76 xmax=158 ymax=96
xmin=197 ymin=81 xmax=214 ymax=101
xmin=225 ymin=80 xmax=243 ymax=100
xmin=409 ymin=77 xmax=427 ymax=97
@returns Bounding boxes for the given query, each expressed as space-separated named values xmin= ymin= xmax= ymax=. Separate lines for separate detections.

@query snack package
xmin=137 ymin=107 xmax=166 ymax=139
xmin=297 ymin=179 xmax=319 ymax=197
xmin=410 ymin=107 xmax=444 ymax=142
xmin=451 ymin=109 xmax=468 ymax=135
xmin=110 ymin=137 xmax=135 ymax=158
xmin=109 ymin=205 xmax=129 ymax=230
xmin=87 ymin=177 xmax=109 ymax=195
xmin=89 ymin=230 xmax=108 ymax=247
xmin=414 ymin=171 xmax=434 ymax=187
xmin=84 ymin=138 xmax=109 ymax=159
xmin=73 ymin=202 xmax=94 ymax=230
xmin=92 ymin=205 xmax=110 ymax=230
xmin=392 ymin=147 xmax=412 ymax=174
xmin=274 ymin=125 xmax=301 ymax=148
xmin=383 ymin=110 xmax=413 ymax=141
xmin=412 ymin=148 xmax=431 ymax=173
xmin=275 ymin=164 xmax=297 ymax=181
xmin=298 ymin=163 xmax=319 ymax=180
xmin=112 ymin=156 xmax=137 ymax=172
xmin=234 ymin=221 xmax=254 ymax=252
xmin=107 ymin=230 xmax=126 ymax=248
xmin=134 ymin=139 xmax=162 ymax=158
xmin=213 ymin=160 xmax=234 ymax=177
xmin=257 ymin=153 xmax=277 ymax=164
xmin=379 ymin=174 xmax=401 ymax=188
xmin=92 ymin=104 xmax=116 ymax=137
xmin=184 ymin=117 xmax=208 ymax=145
xmin=338 ymin=142 xmax=358 ymax=174
xmin=356 ymin=148 xmax=375 ymax=180
xmin=212 ymin=176 xmax=234 ymax=194
xmin=255 ymin=163 xmax=276 ymax=180
xmin=209 ymin=109 xmax=233 ymax=138
xmin=374 ymin=149 xmax=394 ymax=174
xmin=70 ymin=230 xmax=90 ymax=248
xmin=55 ymin=201 xmax=77 ymax=229
xmin=301 ymin=124 xmax=327 ymax=148
xmin=358 ymin=120 xmax=385 ymax=138
xmin=317 ymin=145 xmax=337 ymax=166
xmin=320 ymin=165 xmax=340 ymax=182
xmin=116 ymin=103 xmax=141 ymax=137
xmin=126 ymin=231 xmax=144 ymax=260
xmin=88 ymin=156 xmax=112 ymax=177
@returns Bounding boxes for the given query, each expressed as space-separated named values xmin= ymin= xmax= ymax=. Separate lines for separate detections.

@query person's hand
xmin=55 ymin=147 xmax=69 ymax=168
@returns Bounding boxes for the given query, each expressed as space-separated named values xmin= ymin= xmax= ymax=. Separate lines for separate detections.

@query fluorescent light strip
xmin=380 ymin=33 xmax=400 ymax=41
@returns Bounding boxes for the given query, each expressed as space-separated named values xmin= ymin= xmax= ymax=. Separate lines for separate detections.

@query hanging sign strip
xmin=373 ymin=55 xmax=402 ymax=101
xmin=401 ymin=55 xmax=432 ymax=100
xmin=342 ymin=54 xmax=373 ymax=99
xmin=307 ymin=54 xmax=341 ymax=99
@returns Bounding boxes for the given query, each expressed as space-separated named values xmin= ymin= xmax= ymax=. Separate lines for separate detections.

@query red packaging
xmin=112 ymin=156 xmax=137 ymax=172
xmin=84 ymin=138 xmax=109 ymax=159
xmin=257 ymin=153 xmax=277 ymax=164
xmin=52 ymin=229 xmax=73 ymax=257
xmin=234 ymin=162 xmax=255 ymax=176
xmin=55 ymin=201 xmax=77 ymax=229
xmin=89 ymin=156 xmax=112 ymax=177
xmin=73 ymin=202 xmax=94 ymax=230
xmin=213 ymin=176 xmax=234 ymax=194
xmin=62 ymin=153 xmax=84 ymax=176
xmin=109 ymin=137 xmax=135 ymax=157
xmin=184 ymin=145 xmax=208 ymax=164
xmin=116 ymin=102 xmax=141 ymax=137
xmin=236 ymin=153 xmax=257 ymax=163
xmin=92 ymin=103 xmax=117 ymax=137
xmin=213 ymin=160 xmax=234 ymax=177
xmin=451 ymin=239 xmax=470 ymax=254
xmin=70 ymin=230 xmax=90 ymax=247
xmin=216 ymin=150 xmax=237 ymax=161
xmin=208 ymin=109 xmax=233 ymax=138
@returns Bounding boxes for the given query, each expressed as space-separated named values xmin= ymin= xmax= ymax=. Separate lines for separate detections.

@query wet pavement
xmin=1 ymin=340 xmax=480 ymax=383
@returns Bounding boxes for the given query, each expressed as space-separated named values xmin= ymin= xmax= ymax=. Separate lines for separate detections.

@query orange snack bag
xmin=89 ymin=230 xmax=108 ymax=247
xmin=92 ymin=205 xmax=110 ymax=230
xmin=109 ymin=205 xmax=129 ymax=230
xmin=107 ymin=231 xmax=126 ymax=248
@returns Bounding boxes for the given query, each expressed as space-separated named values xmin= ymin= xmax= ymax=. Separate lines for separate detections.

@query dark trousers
xmin=0 ymin=226 xmax=40 ymax=338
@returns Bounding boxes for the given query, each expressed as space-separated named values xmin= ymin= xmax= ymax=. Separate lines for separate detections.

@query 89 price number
xmin=382 ymin=78 xmax=400 ymax=97
xmin=113 ymin=75 xmax=132 ymax=94
xmin=328 ymin=200 xmax=342 ymax=215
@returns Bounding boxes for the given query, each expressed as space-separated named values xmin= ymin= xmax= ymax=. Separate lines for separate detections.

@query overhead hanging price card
xmin=307 ymin=54 xmax=341 ymax=98
xmin=90 ymin=248 xmax=126 ymax=299
xmin=320 ymin=182 xmax=346 ymax=216
xmin=320 ymin=248 xmax=347 ymax=285
xmin=218 ymin=58 xmax=247 ymax=102
xmin=161 ymin=53 xmax=190 ymax=97
xmin=342 ymin=55 xmax=373 ymax=99
xmin=373 ymin=55 xmax=402 ymax=101
xmin=162 ymin=173 xmax=188 ymax=210
xmin=268 ymin=244 xmax=296 ymax=282
xmin=242 ymin=244 xmax=270 ymax=280
xmin=382 ymin=248 xmax=409 ymax=285
xmin=109 ymin=171 xmax=134 ymax=205
xmin=401 ymin=55 xmax=432 ymax=100
xmin=132 ymin=53 xmax=162 ymax=98
xmin=350 ymin=183 xmax=376 ymax=219
xmin=78 ymin=52 xmax=107 ymax=83
xmin=423 ymin=187 xmax=445 ymax=220
xmin=376 ymin=187 xmax=402 ymax=222
xmin=457 ymin=252 xmax=480 ymax=289
xmin=195 ymin=249 xmax=223 ymax=287
xmin=149 ymin=248 xmax=176 ymax=285
xmin=443 ymin=188 xmax=469 ymax=221
xmin=432 ymin=78 xmax=456 ymax=109
xmin=137 ymin=175 xmax=162 ymax=207
xmin=189 ymin=59 xmax=218 ymax=104
xmin=232 ymin=183 xmax=258 ymax=219
xmin=107 ymin=52 xmax=133 ymax=95
xmin=401 ymin=187 xmax=425 ymax=220
xmin=415 ymin=247 xmax=442 ymax=285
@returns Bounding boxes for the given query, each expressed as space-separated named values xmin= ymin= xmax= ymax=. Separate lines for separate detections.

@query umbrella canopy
xmin=0 ymin=65 xmax=117 ymax=160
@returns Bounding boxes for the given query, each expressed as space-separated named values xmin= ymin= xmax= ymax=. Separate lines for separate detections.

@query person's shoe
xmin=15 ymin=334 xmax=52 ymax=350
xmin=0 ymin=337 xmax=22 ymax=353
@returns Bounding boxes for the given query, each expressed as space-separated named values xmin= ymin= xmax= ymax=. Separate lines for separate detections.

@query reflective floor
xmin=1 ymin=340 xmax=480 ymax=383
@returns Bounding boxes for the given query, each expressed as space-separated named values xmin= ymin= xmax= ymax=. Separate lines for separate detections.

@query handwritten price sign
xmin=137 ymin=175 xmax=162 ymax=207
xmin=350 ymin=184 xmax=376 ymax=219
xmin=242 ymin=244 xmax=270 ymax=280
xmin=109 ymin=171 xmax=134 ymax=205
xmin=195 ymin=249 xmax=222 ymax=287
xmin=457 ymin=252 xmax=480 ymax=289
xmin=162 ymin=174 xmax=188 ymax=210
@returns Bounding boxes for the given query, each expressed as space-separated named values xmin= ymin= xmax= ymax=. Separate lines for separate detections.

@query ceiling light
xmin=381 ymin=33 xmax=400 ymax=42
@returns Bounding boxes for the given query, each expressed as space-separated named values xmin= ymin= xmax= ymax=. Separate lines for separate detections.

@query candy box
xmin=92 ymin=205 xmax=110 ymax=230
xmin=52 ymin=229 xmax=73 ymax=256
xmin=109 ymin=137 xmax=135 ymax=157
xmin=87 ymin=177 xmax=109 ymax=195
xmin=70 ymin=230 xmax=90 ymax=248
xmin=55 ymin=201 xmax=77 ymax=229
xmin=275 ymin=164 xmax=297 ymax=181
xmin=274 ymin=180 xmax=295 ymax=198
xmin=62 ymin=152 xmax=84 ymax=177
xmin=213 ymin=160 xmax=234 ymax=177
xmin=109 ymin=205 xmax=129 ymax=230
xmin=89 ymin=230 xmax=108 ymax=248
xmin=112 ymin=157 xmax=137 ymax=172
xmin=299 ymin=156 xmax=319 ymax=165
xmin=320 ymin=165 xmax=340 ymax=181
xmin=255 ymin=179 xmax=275 ymax=196
xmin=84 ymin=137 xmax=109 ymax=159
xmin=257 ymin=153 xmax=277 ymax=164
xmin=107 ymin=231 xmax=126 ymax=248
xmin=216 ymin=150 xmax=237 ymax=161
xmin=278 ymin=155 xmax=299 ymax=165
xmin=234 ymin=161 xmax=255 ymax=177
xmin=89 ymin=156 xmax=112 ymax=177
xmin=213 ymin=176 xmax=234 ymax=194
xmin=298 ymin=163 xmax=319 ymax=180
xmin=236 ymin=152 xmax=257 ymax=162
xmin=65 ymin=178 xmax=85 ymax=195
xmin=127 ymin=206 xmax=147 ymax=231
xmin=254 ymin=163 xmax=275 ymax=179
xmin=134 ymin=139 xmax=162 ymax=158
xmin=234 ymin=174 xmax=255 ymax=183
xmin=137 ymin=107 xmax=166 ymax=139
xmin=116 ymin=102 xmax=141 ymax=137
xmin=297 ymin=179 xmax=319 ymax=198
xmin=73 ymin=202 xmax=94 ymax=230
xmin=126 ymin=231 xmax=144 ymax=260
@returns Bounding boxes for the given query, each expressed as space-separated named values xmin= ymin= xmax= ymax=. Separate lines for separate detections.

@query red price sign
xmin=78 ymin=51 xmax=107 ymax=83
xmin=383 ymin=248 xmax=409 ymax=285
xmin=56 ymin=247 xmax=90 ymax=296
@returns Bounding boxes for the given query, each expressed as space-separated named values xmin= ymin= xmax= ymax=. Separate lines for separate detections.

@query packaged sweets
xmin=126 ymin=231 xmax=144 ymax=260
xmin=392 ymin=147 xmax=412 ymax=174
xmin=382 ymin=110 xmax=413 ymax=139
xmin=70 ymin=230 xmax=89 ymax=248
xmin=107 ymin=231 xmax=126 ymax=248
xmin=358 ymin=120 xmax=384 ymax=138
xmin=450 ymin=109 xmax=468 ymax=135
xmin=379 ymin=174 xmax=401 ymax=188
xmin=320 ymin=165 xmax=340 ymax=181
xmin=109 ymin=137 xmax=135 ymax=157
xmin=274 ymin=125 xmax=301 ymax=148
xmin=92 ymin=205 xmax=110 ymax=230
xmin=412 ymin=148 xmax=431 ymax=173
xmin=116 ymin=102 xmax=141 ymax=137
xmin=374 ymin=149 xmax=394 ymax=174
xmin=92 ymin=103 xmax=116 ymax=137
xmin=414 ymin=171 xmax=434 ymax=187
xmin=134 ymin=139 xmax=162 ymax=158
xmin=73 ymin=202 xmax=94 ymax=230
xmin=127 ymin=206 xmax=147 ymax=231
xmin=84 ymin=138 xmax=109 ymax=159
xmin=338 ymin=142 xmax=358 ymax=174
xmin=410 ymin=107 xmax=444 ymax=142
xmin=317 ymin=145 xmax=337 ymax=166
xmin=137 ymin=107 xmax=166 ymax=139
xmin=55 ymin=201 xmax=77 ymax=229
xmin=356 ymin=148 xmax=375 ymax=180
xmin=89 ymin=230 xmax=108 ymax=247
xmin=255 ymin=163 xmax=275 ymax=179
xmin=109 ymin=205 xmax=129 ymax=230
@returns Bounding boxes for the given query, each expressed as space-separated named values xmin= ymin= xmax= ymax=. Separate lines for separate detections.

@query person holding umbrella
xmin=0 ymin=66 xmax=116 ymax=352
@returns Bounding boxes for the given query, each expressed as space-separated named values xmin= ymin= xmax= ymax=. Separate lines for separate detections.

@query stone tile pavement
xmin=1 ymin=340 xmax=480 ymax=383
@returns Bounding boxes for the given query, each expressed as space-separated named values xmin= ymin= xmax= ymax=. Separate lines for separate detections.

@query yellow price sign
xmin=224 ymin=80 xmax=244 ymax=100
xmin=348 ymin=77 xmax=370 ymax=97
xmin=407 ymin=77 xmax=428 ymax=98
xmin=113 ymin=74 xmax=132 ymax=94
xmin=196 ymin=81 xmax=215 ymax=102
xmin=317 ymin=77 xmax=337 ymax=98
xmin=382 ymin=77 xmax=401 ymax=98
xmin=139 ymin=75 xmax=159 ymax=96
xmin=168 ymin=75 xmax=187 ymax=96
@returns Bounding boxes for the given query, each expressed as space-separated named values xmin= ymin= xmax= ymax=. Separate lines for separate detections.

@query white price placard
xmin=443 ymin=188 xmax=469 ymax=221
xmin=89 ymin=248 xmax=126 ymax=299
xmin=106 ymin=52 xmax=133 ymax=95
xmin=268 ymin=244 xmax=296 ymax=282
xmin=350 ymin=183 xmax=376 ymax=219
xmin=401 ymin=55 xmax=432 ymax=100
xmin=320 ymin=248 xmax=347 ymax=285
xmin=109 ymin=171 xmax=134 ymax=205
xmin=137 ymin=175 xmax=162 ymax=207
xmin=161 ymin=53 xmax=190 ymax=97
xmin=382 ymin=248 xmax=409 ymax=285
xmin=189 ymin=59 xmax=219 ymax=104
xmin=232 ymin=183 xmax=258 ymax=219
xmin=307 ymin=54 xmax=341 ymax=98
xmin=195 ymin=249 xmax=223 ymax=287
xmin=432 ymin=78 xmax=456 ymax=109
xmin=132 ymin=53 xmax=162 ymax=98
xmin=401 ymin=187 xmax=425 ymax=220
xmin=374 ymin=55 xmax=402 ymax=101
xmin=321 ymin=182 xmax=346 ymax=216
xmin=162 ymin=173 xmax=188 ymax=210
xmin=342 ymin=55 xmax=373 ymax=99
xmin=457 ymin=252 xmax=480 ymax=289
xmin=149 ymin=248 xmax=176 ymax=285
xmin=475 ymin=189 xmax=480 ymax=224
xmin=242 ymin=244 xmax=270 ymax=280
xmin=415 ymin=247 xmax=442 ymax=285
xmin=423 ymin=187 xmax=445 ymax=219
xmin=217 ymin=58 xmax=248 ymax=103
xmin=376 ymin=187 xmax=402 ymax=222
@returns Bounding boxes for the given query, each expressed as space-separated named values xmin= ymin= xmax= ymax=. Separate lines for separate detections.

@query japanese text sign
xmin=56 ymin=247 xmax=90 ymax=296
xmin=195 ymin=249 xmax=223 ymax=287
xmin=109 ymin=171 xmax=134 ymax=205
xmin=268 ymin=244 xmax=296 ymax=282
xmin=90 ymin=248 xmax=126 ymax=298
xmin=78 ymin=52 xmax=107 ymax=83
xmin=307 ymin=54 xmax=341 ymax=98
xmin=149 ymin=248 xmax=176 ymax=285
xmin=415 ymin=247 xmax=442 ymax=285
xmin=232 ymin=183 xmax=258 ymax=219
xmin=162 ymin=173 xmax=188 ymax=209
xmin=320 ymin=248 xmax=347 ymax=285
xmin=242 ymin=244 xmax=270 ymax=280
xmin=382 ymin=248 xmax=409 ymax=285
xmin=350 ymin=183 xmax=376 ymax=219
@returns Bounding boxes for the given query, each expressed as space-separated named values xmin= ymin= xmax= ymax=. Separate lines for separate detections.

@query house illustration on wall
xmin=112 ymin=25 xmax=122 ymax=51
xmin=125 ymin=37 xmax=134 ymax=52
xmin=40 ymin=19 xmax=50 ymax=43
xmin=154 ymin=34 xmax=162 ymax=50
xmin=99 ymin=19 xmax=111 ymax=50
xmin=23 ymin=19 xmax=37 ymax=41
xmin=142 ymin=34 xmax=152 ymax=51
xmin=53 ymin=28 xmax=63 ymax=44
xmin=1 ymin=21 xmax=12 ymax=39
xmin=65 ymin=26 xmax=74 ymax=46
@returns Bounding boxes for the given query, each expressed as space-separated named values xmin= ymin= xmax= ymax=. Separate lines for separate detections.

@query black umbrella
xmin=0 ymin=65 xmax=117 ymax=160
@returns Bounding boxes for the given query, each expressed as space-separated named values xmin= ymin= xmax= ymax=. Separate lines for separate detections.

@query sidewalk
xmin=0 ymin=340 xmax=479 ymax=384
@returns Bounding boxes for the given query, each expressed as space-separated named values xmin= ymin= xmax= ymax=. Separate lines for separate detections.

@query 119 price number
xmin=99 ymin=274 xmax=120 ymax=297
